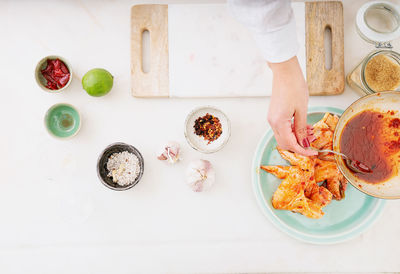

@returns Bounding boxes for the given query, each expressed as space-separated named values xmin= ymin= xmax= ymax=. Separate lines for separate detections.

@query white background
xmin=0 ymin=0 xmax=399 ymax=273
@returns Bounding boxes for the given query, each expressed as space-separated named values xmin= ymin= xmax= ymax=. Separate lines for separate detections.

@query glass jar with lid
xmin=347 ymin=1 xmax=400 ymax=95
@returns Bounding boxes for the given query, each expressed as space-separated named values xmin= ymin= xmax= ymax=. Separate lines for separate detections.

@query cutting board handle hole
xmin=141 ymin=29 xmax=151 ymax=73
xmin=324 ymin=26 xmax=332 ymax=71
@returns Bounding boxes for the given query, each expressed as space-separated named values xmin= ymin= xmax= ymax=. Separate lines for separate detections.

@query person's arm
xmin=268 ymin=56 xmax=316 ymax=155
xmin=228 ymin=0 xmax=316 ymax=156
xmin=228 ymin=0 xmax=298 ymax=62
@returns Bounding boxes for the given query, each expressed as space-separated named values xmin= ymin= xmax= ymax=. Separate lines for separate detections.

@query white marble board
xmin=168 ymin=3 xmax=306 ymax=97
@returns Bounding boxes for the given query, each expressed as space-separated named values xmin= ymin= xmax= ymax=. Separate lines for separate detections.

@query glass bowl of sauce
xmin=333 ymin=91 xmax=400 ymax=199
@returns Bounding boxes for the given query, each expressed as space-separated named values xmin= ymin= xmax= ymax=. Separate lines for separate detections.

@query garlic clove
xmin=157 ymin=141 xmax=181 ymax=164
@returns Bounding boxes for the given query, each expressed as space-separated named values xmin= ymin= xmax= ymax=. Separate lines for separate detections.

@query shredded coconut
xmin=106 ymin=151 xmax=140 ymax=186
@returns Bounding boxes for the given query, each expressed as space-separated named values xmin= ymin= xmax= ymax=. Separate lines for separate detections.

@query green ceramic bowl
xmin=35 ymin=55 xmax=73 ymax=93
xmin=252 ymin=106 xmax=386 ymax=244
xmin=45 ymin=103 xmax=81 ymax=139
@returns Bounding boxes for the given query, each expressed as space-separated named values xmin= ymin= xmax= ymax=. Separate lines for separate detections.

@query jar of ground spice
xmin=347 ymin=1 xmax=400 ymax=95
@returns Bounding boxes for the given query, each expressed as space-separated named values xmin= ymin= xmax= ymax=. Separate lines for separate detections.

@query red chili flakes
xmin=389 ymin=118 xmax=400 ymax=128
xmin=41 ymin=58 xmax=70 ymax=90
xmin=194 ymin=113 xmax=222 ymax=144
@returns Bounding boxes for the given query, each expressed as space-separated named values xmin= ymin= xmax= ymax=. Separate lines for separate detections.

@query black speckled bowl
xmin=97 ymin=142 xmax=144 ymax=191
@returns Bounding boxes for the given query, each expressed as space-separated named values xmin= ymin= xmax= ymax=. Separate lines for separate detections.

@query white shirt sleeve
xmin=228 ymin=0 xmax=299 ymax=63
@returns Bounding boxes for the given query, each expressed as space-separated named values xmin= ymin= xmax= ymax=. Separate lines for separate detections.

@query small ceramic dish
xmin=35 ymin=55 xmax=73 ymax=93
xmin=44 ymin=103 xmax=81 ymax=139
xmin=184 ymin=106 xmax=231 ymax=153
xmin=97 ymin=142 xmax=144 ymax=191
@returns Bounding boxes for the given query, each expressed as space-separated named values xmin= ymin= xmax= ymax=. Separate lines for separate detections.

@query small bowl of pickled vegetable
xmin=184 ymin=106 xmax=231 ymax=153
xmin=35 ymin=55 xmax=73 ymax=93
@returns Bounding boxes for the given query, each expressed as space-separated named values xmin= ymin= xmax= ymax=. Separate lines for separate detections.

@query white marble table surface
xmin=1 ymin=0 xmax=400 ymax=273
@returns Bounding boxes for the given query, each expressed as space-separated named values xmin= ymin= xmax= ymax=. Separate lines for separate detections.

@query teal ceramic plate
xmin=252 ymin=106 xmax=386 ymax=244
xmin=45 ymin=103 xmax=81 ymax=139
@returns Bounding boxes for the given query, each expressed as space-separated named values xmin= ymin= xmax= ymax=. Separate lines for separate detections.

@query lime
xmin=82 ymin=68 xmax=113 ymax=97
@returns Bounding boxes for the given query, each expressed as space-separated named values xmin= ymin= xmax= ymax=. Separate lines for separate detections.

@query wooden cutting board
xmin=306 ymin=1 xmax=344 ymax=95
xmin=130 ymin=1 xmax=344 ymax=98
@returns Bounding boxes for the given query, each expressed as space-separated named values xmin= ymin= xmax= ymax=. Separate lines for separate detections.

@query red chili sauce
xmin=340 ymin=110 xmax=400 ymax=183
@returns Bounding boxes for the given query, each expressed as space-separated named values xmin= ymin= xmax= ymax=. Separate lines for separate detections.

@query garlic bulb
xmin=186 ymin=160 xmax=215 ymax=192
xmin=157 ymin=141 xmax=180 ymax=164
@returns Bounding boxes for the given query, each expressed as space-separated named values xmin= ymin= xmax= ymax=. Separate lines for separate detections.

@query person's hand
xmin=267 ymin=56 xmax=317 ymax=156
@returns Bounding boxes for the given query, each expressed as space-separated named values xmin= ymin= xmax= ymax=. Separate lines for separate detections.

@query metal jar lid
xmin=356 ymin=1 xmax=400 ymax=48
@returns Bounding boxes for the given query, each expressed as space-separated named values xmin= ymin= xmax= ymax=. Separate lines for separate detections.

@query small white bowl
xmin=184 ymin=106 xmax=231 ymax=153
xmin=35 ymin=55 xmax=73 ymax=93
